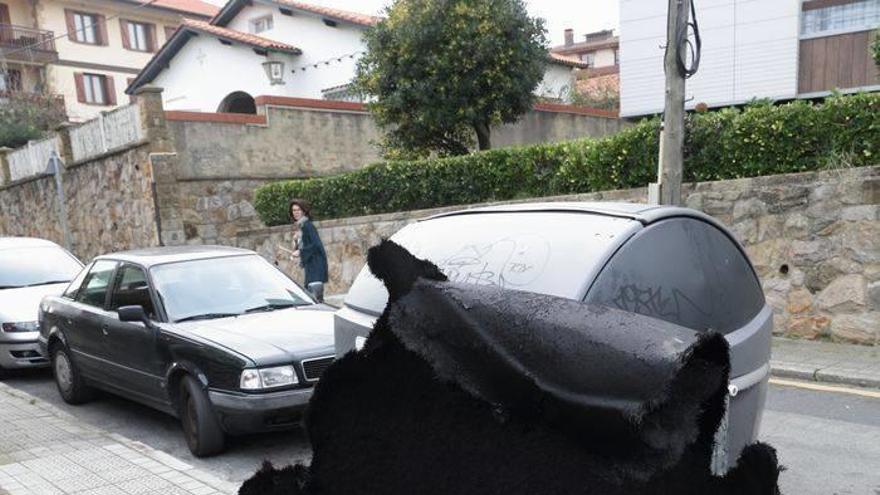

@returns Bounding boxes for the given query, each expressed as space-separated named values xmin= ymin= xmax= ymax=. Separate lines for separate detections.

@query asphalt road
xmin=3 ymin=370 xmax=879 ymax=494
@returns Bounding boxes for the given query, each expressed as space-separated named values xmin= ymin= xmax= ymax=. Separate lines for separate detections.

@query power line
xmin=0 ymin=0 xmax=163 ymax=58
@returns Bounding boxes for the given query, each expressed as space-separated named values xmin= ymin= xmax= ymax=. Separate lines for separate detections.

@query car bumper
xmin=208 ymin=387 xmax=314 ymax=434
xmin=0 ymin=339 xmax=50 ymax=369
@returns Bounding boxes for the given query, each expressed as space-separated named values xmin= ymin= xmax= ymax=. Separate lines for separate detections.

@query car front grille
xmin=302 ymin=356 xmax=335 ymax=381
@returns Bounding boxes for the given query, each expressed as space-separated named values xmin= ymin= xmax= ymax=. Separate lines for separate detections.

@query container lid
xmin=344 ymin=210 xmax=642 ymax=315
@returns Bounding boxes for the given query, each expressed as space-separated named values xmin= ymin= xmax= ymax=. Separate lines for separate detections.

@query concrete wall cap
xmin=134 ymin=86 xmax=165 ymax=95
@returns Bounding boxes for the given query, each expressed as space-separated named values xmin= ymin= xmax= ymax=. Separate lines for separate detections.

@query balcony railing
xmin=0 ymin=24 xmax=57 ymax=56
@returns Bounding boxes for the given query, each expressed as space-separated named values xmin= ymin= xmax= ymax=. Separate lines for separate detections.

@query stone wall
xmin=0 ymin=174 xmax=64 ymax=246
xmin=234 ymin=166 xmax=879 ymax=345
xmin=0 ymin=91 xmax=165 ymax=262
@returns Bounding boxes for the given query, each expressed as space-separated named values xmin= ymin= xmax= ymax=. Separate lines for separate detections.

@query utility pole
xmin=651 ymin=0 xmax=690 ymax=206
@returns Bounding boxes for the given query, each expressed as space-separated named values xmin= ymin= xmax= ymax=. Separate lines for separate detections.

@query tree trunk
xmin=474 ymin=121 xmax=491 ymax=151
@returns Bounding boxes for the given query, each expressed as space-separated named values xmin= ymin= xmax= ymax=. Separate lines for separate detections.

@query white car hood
xmin=0 ymin=283 xmax=68 ymax=323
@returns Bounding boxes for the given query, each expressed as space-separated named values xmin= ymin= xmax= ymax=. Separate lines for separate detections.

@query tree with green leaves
xmin=356 ymin=0 xmax=548 ymax=156
xmin=0 ymin=93 xmax=67 ymax=149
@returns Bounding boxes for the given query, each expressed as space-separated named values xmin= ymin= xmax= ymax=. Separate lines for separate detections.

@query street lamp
xmin=262 ymin=60 xmax=285 ymax=85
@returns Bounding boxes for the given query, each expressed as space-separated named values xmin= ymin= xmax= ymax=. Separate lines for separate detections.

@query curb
xmin=770 ymin=365 xmax=880 ymax=390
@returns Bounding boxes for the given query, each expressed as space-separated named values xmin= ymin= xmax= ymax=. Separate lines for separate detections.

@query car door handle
xmin=101 ymin=325 xmax=109 ymax=336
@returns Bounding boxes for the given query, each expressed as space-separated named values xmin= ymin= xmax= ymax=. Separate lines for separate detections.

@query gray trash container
xmin=335 ymin=202 xmax=771 ymax=472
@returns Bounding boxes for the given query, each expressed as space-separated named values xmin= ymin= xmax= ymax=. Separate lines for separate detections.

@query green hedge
xmin=255 ymin=93 xmax=880 ymax=226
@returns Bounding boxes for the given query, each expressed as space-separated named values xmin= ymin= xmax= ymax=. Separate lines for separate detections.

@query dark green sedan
xmin=38 ymin=246 xmax=336 ymax=457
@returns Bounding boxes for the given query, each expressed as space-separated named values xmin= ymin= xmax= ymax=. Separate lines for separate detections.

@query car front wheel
xmin=52 ymin=345 xmax=93 ymax=404
xmin=180 ymin=375 xmax=225 ymax=457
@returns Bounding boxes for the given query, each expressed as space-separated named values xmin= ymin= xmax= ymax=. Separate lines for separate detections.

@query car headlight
xmin=240 ymin=365 xmax=299 ymax=390
xmin=1 ymin=321 xmax=39 ymax=333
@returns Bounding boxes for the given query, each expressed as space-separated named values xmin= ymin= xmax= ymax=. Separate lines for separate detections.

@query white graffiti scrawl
xmin=437 ymin=234 xmax=551 ymax=288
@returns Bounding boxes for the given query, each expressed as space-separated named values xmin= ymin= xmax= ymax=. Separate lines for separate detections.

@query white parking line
xmin=769 ymin=378 xmax=880 ymax=399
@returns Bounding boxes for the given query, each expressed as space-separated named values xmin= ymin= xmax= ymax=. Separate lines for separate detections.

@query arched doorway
xmin=218 ymin=91 xmax=256 ymax=114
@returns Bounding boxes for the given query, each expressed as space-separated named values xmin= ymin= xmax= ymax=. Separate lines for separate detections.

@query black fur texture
xmin=239 ymin=240 xmax=781 ymax=495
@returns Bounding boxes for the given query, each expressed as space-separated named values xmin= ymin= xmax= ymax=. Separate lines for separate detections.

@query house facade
xmin=0 ymin=0 xmax=217 ymax=121
xmin=620 ymin=0 xmax=880 ymax=117
xmin=551 ymin=28 xmax=620 ymax=107
xmin=129 ymin=0 xmax=588 ymax=112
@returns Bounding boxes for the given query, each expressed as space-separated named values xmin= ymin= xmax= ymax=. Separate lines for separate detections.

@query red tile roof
xmin=132 ymin=0 xmax=219 ymax=18
xmin=548 ymin=52 xmax=590 ymax=69
xmin=272 ymin=0 xmax=381 ymax=27
xmin=181 ymin=18 xmax=301 ymax=53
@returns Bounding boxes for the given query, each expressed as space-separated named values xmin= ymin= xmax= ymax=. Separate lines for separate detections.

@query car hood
xmin=173 ymin=307 xmax=336 ymax=366
xmin=0 ymin=283 xmax=69 ymax=323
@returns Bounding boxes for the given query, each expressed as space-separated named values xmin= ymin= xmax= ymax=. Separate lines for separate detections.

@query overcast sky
xmin=309 ymin=0 xmax=620 ymax=47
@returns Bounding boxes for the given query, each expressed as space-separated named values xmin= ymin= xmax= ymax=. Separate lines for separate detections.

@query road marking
xmin=769 ymin=378 xmax=880 ymax=399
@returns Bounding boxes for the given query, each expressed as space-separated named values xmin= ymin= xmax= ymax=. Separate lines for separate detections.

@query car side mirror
xmin=118 ymin=305 xmax=149 ymax=325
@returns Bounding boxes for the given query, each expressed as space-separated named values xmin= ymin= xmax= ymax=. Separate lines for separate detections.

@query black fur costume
xmin=240 ymin=241 xmax=781 ymax=495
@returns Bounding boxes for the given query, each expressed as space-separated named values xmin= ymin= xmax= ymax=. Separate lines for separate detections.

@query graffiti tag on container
xmin=612 ymin=285 xmax=710 ymax=321
xmin=438 ymin=235 xmax=551 ymax=288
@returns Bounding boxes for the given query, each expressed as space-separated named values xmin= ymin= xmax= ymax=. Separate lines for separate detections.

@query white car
xmin=0 ymin=237 xmax=83 ymax=376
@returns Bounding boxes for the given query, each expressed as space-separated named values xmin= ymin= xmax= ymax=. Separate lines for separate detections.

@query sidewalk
xmin=0 ymin=383 xmax=239 ymax=495
xmin=771 ymin=337 xmax=880 ymax=389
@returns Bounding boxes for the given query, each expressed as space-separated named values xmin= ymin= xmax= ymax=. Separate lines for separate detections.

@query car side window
xmin=109 ymin=265 xmax=156 ymax=319
xmin=74 ymin=260 xmax=117 ymax=309
xmin=63 ymin=262 xmax=92 ymax=299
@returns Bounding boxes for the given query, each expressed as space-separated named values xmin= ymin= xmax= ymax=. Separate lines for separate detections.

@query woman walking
xmin=290 ymin=199 xmax=328 ymax=302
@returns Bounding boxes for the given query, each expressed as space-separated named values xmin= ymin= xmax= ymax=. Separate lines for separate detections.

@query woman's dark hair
xmin=289 ymin=198 xmax=312 ymax=220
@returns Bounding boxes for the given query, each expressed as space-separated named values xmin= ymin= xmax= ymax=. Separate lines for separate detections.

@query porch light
xmin=262 ymin=60 xmax=285 ymax=85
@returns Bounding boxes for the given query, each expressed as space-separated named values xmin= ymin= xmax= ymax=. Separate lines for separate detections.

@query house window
xmin=77 ymin=73 xmax=115 ymax=105
xmin=83 ymin=74 xmax=106 ymax=104
xmin=1 ymin=69 xmax=22 ymax=92
xmin=801 ymin=0 xmax=880 ymax=36
xmin=250 ymin=15 xmax=273 ymax=34
xmin=73 ymin=12 xmax=98 ymax=44
xmin=581 ymin=52 xmax=595 ymax=67
xmin=127 ymin=21 xmax=152 ymax=51
xmin=614 ymin=49 xmax=619 ymax=65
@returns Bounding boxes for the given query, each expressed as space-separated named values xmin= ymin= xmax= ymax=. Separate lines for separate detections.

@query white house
xmin=127 ymin=0 xmax=588 ymax=112
xmin=619 ymin=0 xmax=880 ymax=117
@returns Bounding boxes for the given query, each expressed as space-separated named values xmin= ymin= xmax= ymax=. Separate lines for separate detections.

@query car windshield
xmin=0 ymin=246 xmax=82 ymax=289
xmin=151 ymin=254 xmax=315 ymax=323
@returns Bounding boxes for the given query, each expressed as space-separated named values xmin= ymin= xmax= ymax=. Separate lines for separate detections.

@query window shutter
xmin=104 ymin=76 xmax=116 ymax=105
xmin=96 ymin=14 xmax=108 ymax=45
xmin=74 ymin=73 xmax=85 ymax=103
xmin=147 ymin=24 xmax=157 ymax=52
xmin=65 ymin=10 xmax=78 ymax=41
xmin=120 ymin=19 xmax=131 ymax=49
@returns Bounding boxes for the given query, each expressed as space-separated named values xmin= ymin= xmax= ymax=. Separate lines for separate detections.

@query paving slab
xmin=0 ymin=383 xmax=239 ymax=495
xmin=770 ymin=338 xmax=880 ymax=389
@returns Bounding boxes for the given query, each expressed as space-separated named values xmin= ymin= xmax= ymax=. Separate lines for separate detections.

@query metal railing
xmin=0 ymin=24 xmax=56 ymax=52
xmin=70 ymin=104 xmax=144 ymax=162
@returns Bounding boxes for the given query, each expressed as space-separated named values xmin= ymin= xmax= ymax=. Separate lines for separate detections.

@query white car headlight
xmin=240 ymin=366 xmax=299 ymax=390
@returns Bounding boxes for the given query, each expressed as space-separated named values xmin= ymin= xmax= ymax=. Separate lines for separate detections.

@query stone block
xmin=732 ymin=197 xmax=767 ymax=222
xmin=787 ymin=288 xmax=813 ymax=314
xmin=868 ymin=281 xmax=880 ymax=311
xmin=756 ymin=215 xmax=784 ymax=243
xmin=782 ymin=213 xmax=809 ymax=238
xmin=786 ymin=315 xmax=831 ymax=340
xmin=841 ymin=205 xmax=878 ymax=222
xmin=759 ymin=186 xmax=809 ymax=214
xmin=830 ymin=313 xmax=879 ymax=345
xmin=815 ymin=274 xmax=867 ymax=312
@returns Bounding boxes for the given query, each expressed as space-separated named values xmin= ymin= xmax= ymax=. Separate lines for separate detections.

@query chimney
xmin=564 ymin=28 xmax=574 ymax=46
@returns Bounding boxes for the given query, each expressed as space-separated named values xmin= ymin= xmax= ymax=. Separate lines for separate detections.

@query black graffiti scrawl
xmin=239 ymin=241 xmax=781 ymax=495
